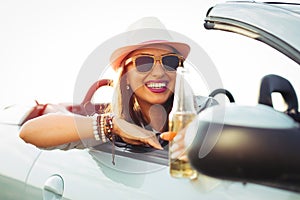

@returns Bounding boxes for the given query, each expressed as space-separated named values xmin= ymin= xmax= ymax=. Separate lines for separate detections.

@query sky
xmin=1 ymin=0 xmax=300 ymax=110
xmin=0 ymin=0 xmax=223 ymax=107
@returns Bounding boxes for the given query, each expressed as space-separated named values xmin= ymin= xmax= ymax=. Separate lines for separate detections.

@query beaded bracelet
xmin=91 ymin=114 xmax=100 ymax=141
xmin=103 ymin=114 xmax=114 ymax=141
xmin=99 ymin=114 xmax=108 ymax=143
xmin=91 ymin=114 xmax=107 ymax=143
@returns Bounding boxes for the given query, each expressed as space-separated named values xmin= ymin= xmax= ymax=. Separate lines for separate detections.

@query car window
xmin=201 ymin=29 xmax=300 ymax=111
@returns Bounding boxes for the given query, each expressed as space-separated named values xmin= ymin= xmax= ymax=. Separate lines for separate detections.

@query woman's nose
xmin=151 ymin=60 xmax=165 ymax=76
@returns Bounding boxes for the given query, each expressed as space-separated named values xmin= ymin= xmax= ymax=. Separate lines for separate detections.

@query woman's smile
xmin=145 ymin=80 xmax=168 ymax=93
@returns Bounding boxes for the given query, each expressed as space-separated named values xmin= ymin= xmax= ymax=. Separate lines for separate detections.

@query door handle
xmin=43 ymin=174 xmax=64 ymax=200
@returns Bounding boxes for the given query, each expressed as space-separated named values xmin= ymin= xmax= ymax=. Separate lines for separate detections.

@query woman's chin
xmin=148 ymin=98 xmax=169 ymax=105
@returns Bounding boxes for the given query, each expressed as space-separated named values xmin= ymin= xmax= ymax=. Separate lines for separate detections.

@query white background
xmin=0 ymin=0 xmax=222 ymax=107
xmin=1 ymin=0 xmax=299 ymax=109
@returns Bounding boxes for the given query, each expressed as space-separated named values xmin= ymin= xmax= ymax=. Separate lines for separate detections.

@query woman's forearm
xmin=19 ymin=113 xmax=163 ymax=149
xmin=19 ymin=113 xmax=94 ymax=148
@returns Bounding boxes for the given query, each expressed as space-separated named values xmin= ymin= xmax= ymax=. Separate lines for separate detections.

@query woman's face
xmin=125 ymin=44 xmax=180 ymax=106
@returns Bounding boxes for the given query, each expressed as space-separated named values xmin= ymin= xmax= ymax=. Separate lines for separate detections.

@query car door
xmin=0 ymin=105 xmax=41 ymax=200
xmin=24 ymin=141 xmax=300 ymax=200
xmin=27 ymin=143 xmax=221 ymax=200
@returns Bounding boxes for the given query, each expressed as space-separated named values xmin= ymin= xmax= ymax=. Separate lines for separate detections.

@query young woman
xmin=19 ymin=40 xmax=191 ymax=151
xmin=19 ymin=16 xmax=218 ymax=157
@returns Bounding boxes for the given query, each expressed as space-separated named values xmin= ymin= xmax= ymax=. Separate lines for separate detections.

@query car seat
xmin=258 ymin=74 xmax=300 ymax=122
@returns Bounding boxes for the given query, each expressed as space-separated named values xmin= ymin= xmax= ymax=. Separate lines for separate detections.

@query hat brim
xmin=110 ymin=40 xmax=190 ymax=71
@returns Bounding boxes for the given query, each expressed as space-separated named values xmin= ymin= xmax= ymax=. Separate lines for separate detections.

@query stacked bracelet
xmin=91 ymin=113 xmax=114 ymax=143
xmin=91 ymin=114 xmax=107 ymax=143
xmin=92 ymin=113 xmax=116 ymax=165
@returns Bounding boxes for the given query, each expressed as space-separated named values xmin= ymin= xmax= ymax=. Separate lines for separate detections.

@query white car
xmin=1 ymin=1 xmax=300 ymax=200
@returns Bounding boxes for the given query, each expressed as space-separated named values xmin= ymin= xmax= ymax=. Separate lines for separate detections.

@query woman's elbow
xmin=19 ymin=120 xmax=43 ymax=147
xmin=19 ymin=121 xmax=33 ymax=142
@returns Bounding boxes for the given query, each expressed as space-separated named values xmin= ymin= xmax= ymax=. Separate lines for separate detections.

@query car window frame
xmin=91 ymin=142 xmax=169 ymax=166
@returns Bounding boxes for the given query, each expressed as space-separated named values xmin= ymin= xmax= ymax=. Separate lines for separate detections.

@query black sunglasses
xmin=125 ymin=53 xmax=184 ymax=72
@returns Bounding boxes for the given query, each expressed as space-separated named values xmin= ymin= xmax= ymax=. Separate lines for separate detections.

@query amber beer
xmin=169 ymin=112 xmax=197 ymax=179
xmin=169 ymin=67 xmax=198 ymax=179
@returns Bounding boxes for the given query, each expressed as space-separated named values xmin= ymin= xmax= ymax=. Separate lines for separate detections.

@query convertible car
xmin=1 ymin=1 xmax=300 ymax=200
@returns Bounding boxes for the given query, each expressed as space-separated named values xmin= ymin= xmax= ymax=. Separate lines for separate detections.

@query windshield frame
xmin=204 ymin=1 xmax=300 ymax=65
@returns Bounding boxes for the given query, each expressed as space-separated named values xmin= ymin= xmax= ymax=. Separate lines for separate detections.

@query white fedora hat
xmin=110 ymin=17 xmax=190 ymax=71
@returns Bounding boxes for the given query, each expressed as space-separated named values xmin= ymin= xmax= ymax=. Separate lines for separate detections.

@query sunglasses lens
xmin=162 ymin=55 xmax=180 ymax=71
xmin=135 ymin=56 xmax=154 ymax=72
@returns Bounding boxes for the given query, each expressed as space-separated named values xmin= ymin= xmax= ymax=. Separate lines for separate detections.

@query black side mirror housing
xmin=188 ymin=104 xmax=300 ymax=193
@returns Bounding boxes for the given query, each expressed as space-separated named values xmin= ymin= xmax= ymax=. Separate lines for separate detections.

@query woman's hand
xmin=160 ymin=118 xmax=199 ymax=161
xmin=161 ymin=128 xmax=189 ymax=161
xmin=113 ymin=117 xmax=163 ymax=150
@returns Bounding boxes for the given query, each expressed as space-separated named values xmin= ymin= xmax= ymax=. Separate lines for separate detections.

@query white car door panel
xmin=25 ymin=143 xmax=300 ymax=200
xmin=0 ymin=124 xmax=41 ymax=199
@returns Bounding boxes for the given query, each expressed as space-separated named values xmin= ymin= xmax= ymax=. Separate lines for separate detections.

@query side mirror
xmin=188 ymin=104 xmax=300 ymax=192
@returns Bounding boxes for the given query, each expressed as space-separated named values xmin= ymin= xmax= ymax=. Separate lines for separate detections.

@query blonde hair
xmin=112 ymin=62 xmax=141 ymax=124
